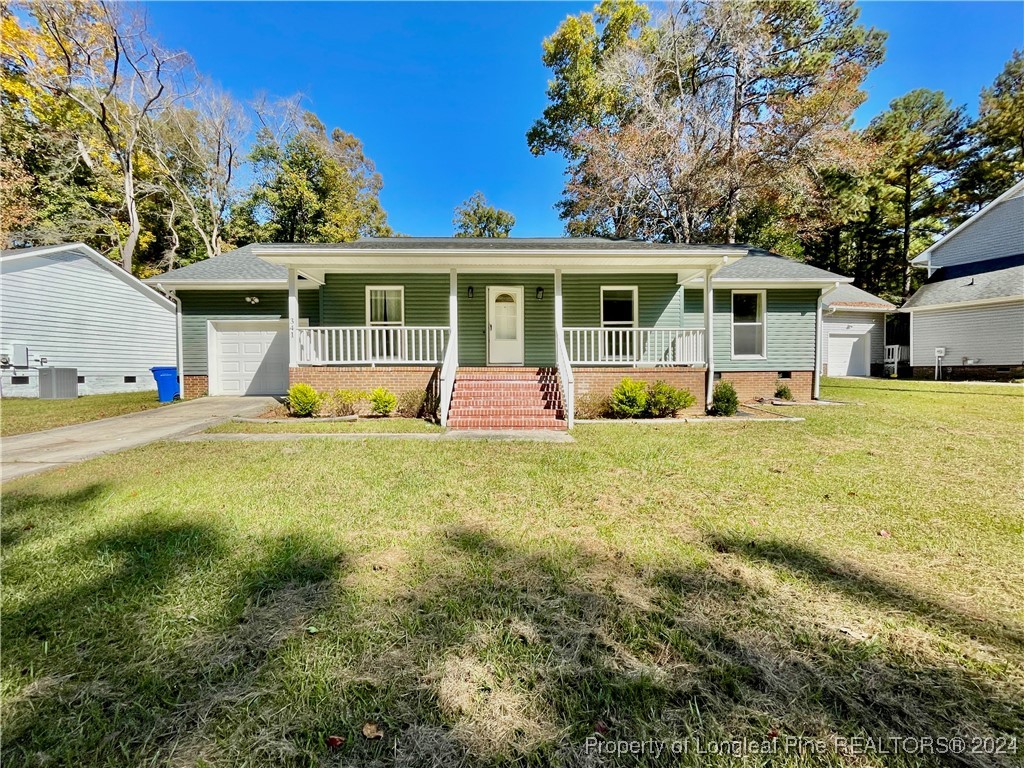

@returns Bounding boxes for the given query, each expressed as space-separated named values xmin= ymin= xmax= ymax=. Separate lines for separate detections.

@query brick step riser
xmin=450 ymin=409 xmax=566 ymax=418
xmin=454 ymin=383 xmax=561 ymax=391
xmin=450 ymin=402 xmax=563 ymax=411
xmin=448 ymin=422 xmax=568 ymax=430
xmin=451 ymin=392 xmax=562 ymax=401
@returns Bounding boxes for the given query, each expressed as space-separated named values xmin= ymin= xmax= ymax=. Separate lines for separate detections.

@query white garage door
xmin=828 ymin=333 xmax=869 ymax=377
xmin=211 ymin=321 xmax=288 ymax=395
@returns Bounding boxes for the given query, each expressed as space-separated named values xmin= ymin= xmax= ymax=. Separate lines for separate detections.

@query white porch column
xmin=554 ymin=269 xmax=563 ymax=339
xmin=287 ymin=268 xmax=298 ymax=368
xmin=704 ymin=268 xmax=714 ymax=409
xmin=813 ymin=288 xmax=824 ymax=400
xmin=449 ymin=268 xmax=458 ymax=358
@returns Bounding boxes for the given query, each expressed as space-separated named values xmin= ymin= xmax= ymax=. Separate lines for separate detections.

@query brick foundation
xmin=910 ymin=365 xmax=1024 ymax=382
xmin=717 ymin=370 xmax=813 ymax=402
xmin=572 ymin=367 xmax=707 ymax=414
xmin=183 ymin=375 xmax=209 ymax=399
xmin=289 ymin=366 xmax=439 ymax=395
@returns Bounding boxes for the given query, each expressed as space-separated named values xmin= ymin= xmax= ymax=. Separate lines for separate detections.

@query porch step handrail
xmin=884 ymin=344 xmax=909 ymax=364
xmin=556 ymin=332 xmax=575 ymax=429
xmin=438 ymin=332 xmax=458 ymax=428
xmin=297 ymin=326 xmax=449 ymax=366
xmin=563 ymin=327 xmax=705 ymax=366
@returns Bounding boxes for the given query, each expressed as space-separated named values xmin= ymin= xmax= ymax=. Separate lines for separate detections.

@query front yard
xmin=2 ymin=378 xmax=1022 ymax=767
xmin=0 ymin=390 xmax=168 ymax=437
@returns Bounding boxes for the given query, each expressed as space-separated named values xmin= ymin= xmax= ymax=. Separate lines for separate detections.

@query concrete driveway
xmin=1 ymin=396 xmax=276 ymax=482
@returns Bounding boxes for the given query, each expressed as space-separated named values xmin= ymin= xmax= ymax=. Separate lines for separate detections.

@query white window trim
xmin=731 ymin=289 xmax=767 ymax=360
xmin=365 ymin=285 xmax=405 ymax=326
xmin=600 ymin=285 xmax=638 ymax=327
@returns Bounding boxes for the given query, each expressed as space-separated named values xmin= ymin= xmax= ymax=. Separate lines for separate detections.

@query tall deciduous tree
xmin=530 ymin=0 xmax=885 ymax=243
xmin=230 ymin=110 xmax=391 ymax=244
xmin=453 ymin=192 xmax=516 ymax=237
xmin=19 ymin=1 xmax=190 ymax=272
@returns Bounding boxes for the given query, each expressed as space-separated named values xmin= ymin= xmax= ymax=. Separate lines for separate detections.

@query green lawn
xmin=208 ymin=417 xmax=444 ymax=434
xmin=2 ymin=378 xmax=1022 ymax=767
xmin=0 ymin=390 xmax=168 ymax=437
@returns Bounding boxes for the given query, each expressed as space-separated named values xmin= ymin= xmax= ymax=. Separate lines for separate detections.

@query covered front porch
xmin=259 ymin=244 xmax=737 ymax=426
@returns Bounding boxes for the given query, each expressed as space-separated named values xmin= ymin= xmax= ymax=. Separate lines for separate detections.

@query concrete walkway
xmin=1 ymin=396 xmax=276 ymax=482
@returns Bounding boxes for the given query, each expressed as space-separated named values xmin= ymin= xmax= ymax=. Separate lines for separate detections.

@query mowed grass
xmin=207 ymin=418 xmax=444 ymax=434
xmin=2 ymin=378 xmax=1022 ymax=767
xmin=0 ymin=390 xmax=167 ymax=437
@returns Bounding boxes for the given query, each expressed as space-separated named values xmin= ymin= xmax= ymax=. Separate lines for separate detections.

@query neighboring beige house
xmin=904 ymin=180 xmax=1024 ymax=380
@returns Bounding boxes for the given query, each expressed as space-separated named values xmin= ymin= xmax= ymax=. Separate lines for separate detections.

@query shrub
xmin=397 ymin=389 xmax=426 ymax=418
xmin=774 ymin=382 xmax=794 ymax=401
xmin=368 ymin=387 xmax=397 ymax=416
xmin=575 ymin=392 xmax=611 ymax=419
xmin=645 ymin=380 xmax=696 ymax=417
xmin=325 ymin=389 xmax=366 ymax=417
xmin=711 ymin=380 xmax=739 ymax=416
xmin=286 ymin=383 xmax=323 ymax=417
xmin=609 ymin=378 xmax=649 ymax=418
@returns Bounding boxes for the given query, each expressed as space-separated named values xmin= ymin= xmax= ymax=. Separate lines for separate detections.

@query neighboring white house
xmin=0 ymin=243 xmax=177 ymax=397
xmin=904 ymin=179 xmax=1024 ymax=379
xmin=820 ymin=284 xmax=896 ymax=377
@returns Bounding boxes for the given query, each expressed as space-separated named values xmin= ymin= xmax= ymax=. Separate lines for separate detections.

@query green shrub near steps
xmin=286 ymin=383 xmax=324 ymax=418
xmin=369 ymin=387 xmax=398 ymax=416
xmin=609 ymin=378 xmax=649 ymax=418
xmin=646 ymin=380 xmax=696 ymax=417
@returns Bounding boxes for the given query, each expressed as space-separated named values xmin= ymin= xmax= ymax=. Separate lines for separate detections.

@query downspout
xmin=814 ymin=282 xmax=841 ymax=400
xmin=157 ymin=283 xmax=185 ymax=400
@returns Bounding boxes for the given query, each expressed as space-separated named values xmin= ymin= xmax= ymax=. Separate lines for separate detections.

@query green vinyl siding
xmin=713 ymin=289 xmax=818 ymax=371
xmin=458 ymin=274 xmax=555 ymax=366
xmin=179 ymin=289 xmax=320 ymax=376
xmin=320 ymin=273 xmax=449 ymax=326
xmin=562 ymin=273 xmax=684 ymax=327
xmin=683 ymin=288 xmax=705 ymax=328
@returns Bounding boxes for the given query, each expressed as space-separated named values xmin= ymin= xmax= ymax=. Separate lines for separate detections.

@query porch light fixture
xmin=245 ymin=296 xmax=260 ymax=305
xmin=536 ymin=287 xmax=544 ymax=300
xmin=467 ymin=286 xmax=474 ymax=299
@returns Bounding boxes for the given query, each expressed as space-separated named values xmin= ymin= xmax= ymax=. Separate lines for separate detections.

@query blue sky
xmin=144 ymin=1 xmax=1023 ymax=238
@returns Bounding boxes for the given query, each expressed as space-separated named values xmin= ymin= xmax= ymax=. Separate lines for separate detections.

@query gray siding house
xmin=1 ymin=244 xmax=177 ymax=397
xmin=146 ymin=238 xmax=857 ymax=428
xmin=905 ymin=180 xmax=1024 ymax=379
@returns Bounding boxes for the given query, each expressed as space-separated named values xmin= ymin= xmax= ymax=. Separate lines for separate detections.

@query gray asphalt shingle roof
xmin=147 ymin=239 xmax=852 ymax=284
xmin=713 ymin=250 xmax=852 ymax=282
xmin=822 ymin=283 xmax=896 ymax=311
xmin=902 ymin=254 xmax=1024 ymax=310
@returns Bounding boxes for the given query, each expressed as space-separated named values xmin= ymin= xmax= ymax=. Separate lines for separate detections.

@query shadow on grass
xmin=0 ymin=482 xmax=112 ymax=547
xmin=2 ymin=506 xmax=344 ymax=766
xmin=3 ymin=513 xmax=1022 ymax=766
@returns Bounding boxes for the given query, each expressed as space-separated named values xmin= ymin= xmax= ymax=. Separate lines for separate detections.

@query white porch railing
xmin=556 ymin=332 xmax=575 ymax=429
xmin=884 ymin=344 xmax=909 ymax=364
xmin=296 ymin=326 xmax=449 ymax=366
xmin=563 ymin=328 xmax=705 ymax=366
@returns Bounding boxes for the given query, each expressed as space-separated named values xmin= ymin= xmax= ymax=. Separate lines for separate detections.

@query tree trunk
xmin=725 ymin=59 xmax=744 ymax=244
xmin=120 ymin=158 xmax=140 ymax=273
xmin=902 ymin=167 xmax=913 ymax=297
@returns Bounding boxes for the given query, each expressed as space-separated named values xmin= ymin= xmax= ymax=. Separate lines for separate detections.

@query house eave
xmin=141 ymin=279 xmax=320 ymax=291
xmin=900 ymin=295 xmax=1024 ymax=313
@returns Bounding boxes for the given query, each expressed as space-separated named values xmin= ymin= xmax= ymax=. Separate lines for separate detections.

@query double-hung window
xmin=601 ymin=286 xmax=638 ymax=360
xmin=731 ymin=290 xmax=765 ymax=358
xmin=366 ymin=286 xmax=404 ymax=359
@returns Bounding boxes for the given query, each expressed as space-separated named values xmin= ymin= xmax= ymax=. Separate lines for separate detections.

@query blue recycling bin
xmin=150 ymin=366 xmax=180 ymax=403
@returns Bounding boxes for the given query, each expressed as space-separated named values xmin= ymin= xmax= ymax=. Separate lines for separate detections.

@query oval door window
xmin=494 ymin=292 xmax=517 ymax=340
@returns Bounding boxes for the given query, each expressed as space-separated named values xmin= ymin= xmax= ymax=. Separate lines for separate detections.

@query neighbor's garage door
xmin=827 ymin=333 xmax=869 ymax=377
xmin=211 ymin=321 xmax=288 ymax=395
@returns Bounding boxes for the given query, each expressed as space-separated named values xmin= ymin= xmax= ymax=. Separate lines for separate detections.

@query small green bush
xmin=774 ymin=382 xmax=794 ymax=401
xmin=575 ymin=392 xmax=611 ymax=419
xmin=286 ymin=383 xmax=323 ymax=417
xmin=325 ymin=389 xmax=366 ymax=417
xmin=368 ymin=387 xmax=397 ymax=416
xmin=646 ymin=380 xmax=696 ymax=417
xmin=609 ymin=378 xmax=649 ymax=418
xmin=711 ymin=380 xmax=739 ymax=416
xmin=397 ymin=389 xmax=426 ymax=418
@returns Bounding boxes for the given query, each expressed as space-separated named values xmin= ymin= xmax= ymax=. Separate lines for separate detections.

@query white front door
xmin=828 ymin=332 xmax=870 ymax=376
xmin=211 ymin=321 xmax=289 ymax=395
xmin=487 ymin=286 xmax=525 ymax=365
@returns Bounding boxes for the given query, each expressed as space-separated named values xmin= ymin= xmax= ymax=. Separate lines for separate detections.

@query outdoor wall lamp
xmin=245 ymin=296 xmax=260 ymax=304
xmin=536 ymin=287 xmax=544 ymax=300
xmin=467 ymin=286 xmax=474 ymax=299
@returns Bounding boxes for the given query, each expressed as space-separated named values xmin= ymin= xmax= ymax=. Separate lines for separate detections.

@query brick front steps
xmin=447 ymin=367 xmax=568 ymax=430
